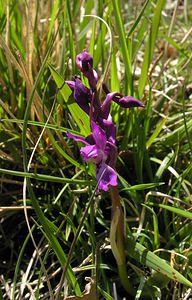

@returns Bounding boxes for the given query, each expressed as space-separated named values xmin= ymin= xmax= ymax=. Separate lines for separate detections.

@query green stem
xmin=109 ymin=186 xmax=135 ymax=295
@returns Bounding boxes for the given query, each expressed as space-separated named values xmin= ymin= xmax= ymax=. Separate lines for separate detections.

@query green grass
xmin=0 ymin=1 xmax=192 ymax=299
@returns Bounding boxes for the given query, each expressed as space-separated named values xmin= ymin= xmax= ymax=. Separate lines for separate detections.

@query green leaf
xmin=138 ymin=0 xmax=165 ymax=98
xmin=35 ymin=214 xmax=81 ymax=296
xmin=78 ymin=0 xmax=94 ymax=49
xmin=154 ymin=152 xmax=174 ymax=182
xmin=128 ymin=236 xmax=192 ymax=288
xmin=146 ymin=117 xmax=167 ymax=149
xmin=47 ymin=0 xmax=60 ymax=44
xmin=151 ymin=157 xmax=191 ymax=195
xmin=142 ymin=204 xmax=160 ymax=249
xmin=121 ymin=182 xmax=164 ymax=191
xmin=66 ymin=2 xmax=76 ymax=73
xmin=127 ymin=0 xmax=150 ymax=38
xmin=112 ymin=0 xmax=132 ymax=94
xmin=160 ymin=118 xmax=192 ymax=146
xmin=149 ymin=203 xmax=192 ymax=220
xmin=0 ymin=167 xmax=92 ymax=185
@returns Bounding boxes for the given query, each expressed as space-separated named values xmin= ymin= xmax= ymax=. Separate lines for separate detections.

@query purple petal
xmin=73 ymin=77 xmax=91 ymax=114
xmin=101 ymin=88 xmax=144 ymax=111
xmin=101 ymin=92 xmax=122 ymax=118
xmin=105 ymin=141 xmax=118 ymax=168
xmin=76 ymin=51 xmax=98 ymax=91
xmin=86 ymin=69 xmax=98 ymax=91
xmin=102 ymin=83 xmax=110 ymax=94
xmin=116 ymin=96 xmax=145 ymax=108
xmin=96 ymin=163 xmax=118 ymax=191
xmin=80 ymin=145 xmax=106 ymax=164
xmin=91 ymin=121 xmax=106 ymax=150
xmin=74 ymin=77 xmax=90 ymax=98
xmin=66 ymin=80 xmax=75 ymax=91
xmin=102 ymin=119 xmax=116 ymax=145
xmin=76 ymin=50 xmax=93 ymax=72
xmin=66 ymin=131 xmax=89 ymax=145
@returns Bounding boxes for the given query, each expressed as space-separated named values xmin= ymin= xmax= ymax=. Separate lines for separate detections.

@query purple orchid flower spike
xmin=66 ymin=76 xmax=92 ymax=114
xmin=76 ymin=50 xmax=98 ymax=91
xmin=66 ymin=50 xmax=144 ymax=192
xmin=66 ymin=121 xmax=118 ymax=191
xmin=66 ymin=49 xmax=143 ymax=290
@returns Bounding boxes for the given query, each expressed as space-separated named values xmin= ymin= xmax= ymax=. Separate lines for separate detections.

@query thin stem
xmin=110 ymin=186 xmax=125 ymax=259
xmin=109 ymin=185 xmax=135 ymax=295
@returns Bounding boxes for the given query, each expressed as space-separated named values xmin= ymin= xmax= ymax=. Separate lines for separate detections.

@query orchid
xmin=66 ymin=49 xmax=145 ymax=295
xmin=66 ymin=49 xmax=144 ymax=191
xmin=67 ymin=121 xmax=117 ymax=191
xmin=65 ymin=76 xmax=92 ymax=114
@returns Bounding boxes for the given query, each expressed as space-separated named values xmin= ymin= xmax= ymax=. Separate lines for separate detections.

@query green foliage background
xmin=0 ymin=0 xmax=192 ymax=299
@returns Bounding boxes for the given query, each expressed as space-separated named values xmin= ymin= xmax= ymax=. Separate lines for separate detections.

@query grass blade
xmin=149 ymin=203 xmax=192 ymax=220
xmin=146 ymin=117 xmax=167 ymax=149
xmin=127 ymin=0 xmax=150 ymax=38
xmin=128 ymin=236 xmax=192 ymax=288
xmin=112 ymin=0 xmax=132 ymax=94
xmin=138 ymin=0 xmax=165 ymax=98
xmin=0 ymin=167 xmax=91 ymax=185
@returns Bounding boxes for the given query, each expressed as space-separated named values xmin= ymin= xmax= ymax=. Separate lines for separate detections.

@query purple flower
xmin=96 ymin=163 xmax=117 ymax=191
xmin=67 ymin=121 xmax=117 ymax=191
xmin=66 ymin=50 xmax=145 ymax=192
xmin=66 ymin=76 xmax=92 ymax=114
xmin=76 ymin=50 xmax=93 ymax=72
xmin=101 ymin=85 xmax=145 ymax=119
xmin=76 ymin=50 xmax=98 ymax=91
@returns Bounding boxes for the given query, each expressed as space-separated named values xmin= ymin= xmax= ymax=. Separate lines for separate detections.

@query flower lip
xmin=80 ymin=145 xmax=107 ymax=164
xmin=96 ymin=163 xmax=118 ymax=191
xmin=66 ymin=120 xmax=118 ymax=191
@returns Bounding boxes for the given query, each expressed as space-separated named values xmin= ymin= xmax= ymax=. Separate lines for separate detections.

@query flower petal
xmin=66 ymin=132 xmax=89 ymax=145
xmin=65 ymin=80 xmax=75 ymax=91
xmin=86 ymin=69 xmax=98 ymax=91
xmin=101 ymin=92 xmax=121 ymax=119
xmin=117 ymin=96 xmax=145 ymax=108
xmin=80 ymin=145 xmax=105 ymax=163
xmin=76 ymin=50 xmax=93 ymax=72
xmin=76 ymin=51 xmax=98 ymax=91
xmin=105 ymin=141 xmax=118 ymax=168
xmin=91 ymin=121 xmax=107 ymax=150
xmin=73 ymin=77 xmax=91 ymax=114
xmin=96 ymin=163 xmax=118 ymax=191
xmin=102 ymin=84 xmax=144 ymax=110
xmin=102 ymin=119 xmax=116 ymax=145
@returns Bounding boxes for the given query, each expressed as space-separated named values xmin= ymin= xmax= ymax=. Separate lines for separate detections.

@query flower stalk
xmin=109 ymin=186 xmax=135 ymax=295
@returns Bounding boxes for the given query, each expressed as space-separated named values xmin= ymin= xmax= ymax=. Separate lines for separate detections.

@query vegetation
xmin=0 ymin=0 xmax=192 ymax=299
